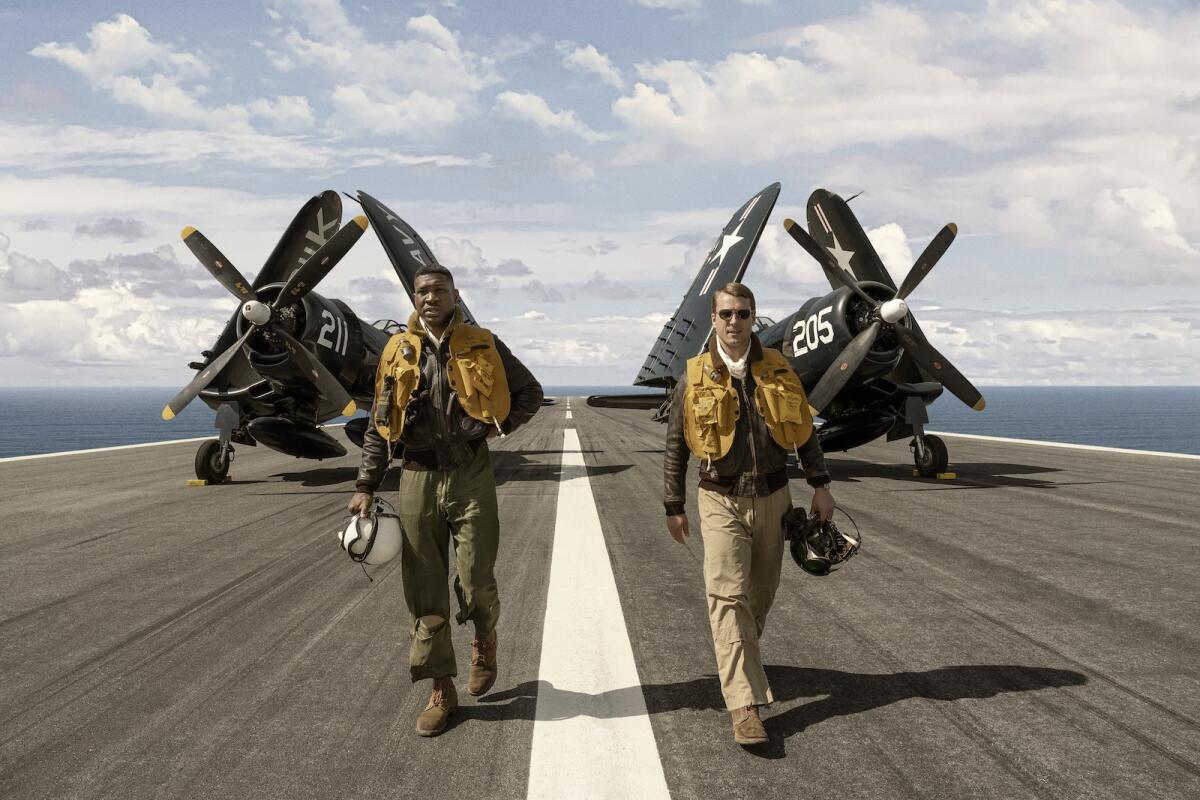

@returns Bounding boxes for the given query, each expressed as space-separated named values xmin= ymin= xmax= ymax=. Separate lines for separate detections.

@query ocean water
xmin=0 ymin=385 xmax=1196 ymax=459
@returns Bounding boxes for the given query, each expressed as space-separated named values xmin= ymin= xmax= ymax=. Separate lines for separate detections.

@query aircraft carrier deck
xmin=2 ymin=400 xmax=1198 ymax=799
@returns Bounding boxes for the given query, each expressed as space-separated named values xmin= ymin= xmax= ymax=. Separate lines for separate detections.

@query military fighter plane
xmin=589 ymin=183 xmax=985 ymax=478
xmin=162 ymin=190 xmax=474 ymax=483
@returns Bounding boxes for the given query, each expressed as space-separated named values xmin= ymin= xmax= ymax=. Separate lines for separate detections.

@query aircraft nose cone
xmin=242 ymin=300 xmax=271 ymax=326
xmin=880 ymin=298 xmax=909 ymax=323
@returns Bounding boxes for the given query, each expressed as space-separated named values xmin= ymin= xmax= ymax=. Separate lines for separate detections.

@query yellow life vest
xmin=683 ymin=347 xmax=813 ymax=462
xmin=371 ymin=319 xmax=511 ymax=443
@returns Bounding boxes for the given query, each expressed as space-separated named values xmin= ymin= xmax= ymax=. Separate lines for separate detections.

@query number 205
xmin=792 ymin=306 xmax=833 ymax=356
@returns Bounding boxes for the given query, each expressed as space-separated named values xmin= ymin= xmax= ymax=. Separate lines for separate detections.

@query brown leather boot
xmin=467 ymin=630 xmax=498 ymax=696
xmin=731 ymin=705 xmax=768 ymax=746
xmin=415 ymin=678 xmax=458 ymax=737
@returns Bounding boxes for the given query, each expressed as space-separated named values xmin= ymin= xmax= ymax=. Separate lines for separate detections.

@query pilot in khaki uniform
xmin=352 ymin=264 xmax=542 ymax=737
xmin=664 ymin=282 xmax=833 ymax=746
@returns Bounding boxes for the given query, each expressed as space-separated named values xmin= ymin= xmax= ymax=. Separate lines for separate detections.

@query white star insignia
xmin=826 ymin=232 xmax=856 ymax=273
xmin=709 ymin=232 xmax=743 ymax=266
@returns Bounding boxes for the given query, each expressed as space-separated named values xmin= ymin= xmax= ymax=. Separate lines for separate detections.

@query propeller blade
xmin=894 ymin=326 xmax=985 ymax=411
xmin=897 ymin=223 xmax=957 ymax=300
xmin=180 ymin=227 xmax=256 ymax=302
xmin=272 ymin=328 xmax=357 ymax=417
xmin=162 ymin=327 xmax=255 ymax=420
xmin=807 ymin=320 xmax=881 ymax=414
xmin=273 ymin=215 xmax=369 ymax=309
xmin=783 ymin=218 xmax=877 ymax=306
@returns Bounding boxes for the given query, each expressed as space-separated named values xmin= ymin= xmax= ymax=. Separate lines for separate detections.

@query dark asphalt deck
xmin=1 ymin=402 xmax=1197 ymax=799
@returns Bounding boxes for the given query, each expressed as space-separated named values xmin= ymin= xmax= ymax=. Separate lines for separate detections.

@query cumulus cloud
xmin=551 ymin=152 xmax=597 ymax=181
xmin=32 ymin=13 xmax=323 ymax=133
xmin=270 ymin=2 xmax=497 ymax=134
xmin=556 ymin=42 xmax=624 ymax=88
xmin=613 ymin=2 xmax=1200 ymax=287
xmin=522 ymin=279 xmax=568 ymax=303
xmin=582 ymin=271 xmax=636 ymax=300
xmin=517 ymin=338 xmax=620 ymax=366
xmin=74 ymin=218 xmax=153 ymax=243
xmin=495 ymin=91 xmax=608 ymax=142
xmin=19 ymin=219 xmax=50 ymax=232
xmin=911 ymin=303 xmax=1200 ymax=385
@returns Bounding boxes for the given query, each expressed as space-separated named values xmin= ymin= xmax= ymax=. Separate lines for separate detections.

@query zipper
xmin=739 ymin=377 xmax=759 ymax=486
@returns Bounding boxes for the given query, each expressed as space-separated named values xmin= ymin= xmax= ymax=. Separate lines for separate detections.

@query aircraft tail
xmin=634 ymin=183 xmax=780 ymax=387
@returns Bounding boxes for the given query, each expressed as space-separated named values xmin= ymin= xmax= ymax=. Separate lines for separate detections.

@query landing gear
xmin=195 ymin=439 xmax=233 ymax=483
xmin=193 ymin=401 xmax=239 ymax=483
xmin=912 ymin=433 xmax=948 ymax=478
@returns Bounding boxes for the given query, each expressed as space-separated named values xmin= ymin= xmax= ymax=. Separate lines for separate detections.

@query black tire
xmin=195 ymin=439 xmax=231 ymax=483
xmin=914 ymin=434 xmax=949 ymax=478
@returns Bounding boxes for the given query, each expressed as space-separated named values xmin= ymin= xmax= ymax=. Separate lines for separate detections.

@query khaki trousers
xmin=698 ymin=485 xmax=792 ymax=710
xmin=395 ymin=442 xmax=500 ymax=681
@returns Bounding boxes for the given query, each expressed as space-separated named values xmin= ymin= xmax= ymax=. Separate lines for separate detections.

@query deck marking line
xmin=928 ymin=430 xmax=1200 ymax=460
xmin=527 ymin=427 xmax=669 ymax=800
xmin=565 ymin=410 xmax=573 ymax=420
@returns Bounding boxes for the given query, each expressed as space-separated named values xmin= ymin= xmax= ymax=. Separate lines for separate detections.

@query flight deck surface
xmin=1 ymin=401 xmax=1197 ymax=799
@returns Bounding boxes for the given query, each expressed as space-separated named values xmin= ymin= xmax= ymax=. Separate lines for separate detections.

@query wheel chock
xmin=912 ymin=470 xmax=958 ymax=479
xmin=187 ymin=479 xmax=208 ymax=486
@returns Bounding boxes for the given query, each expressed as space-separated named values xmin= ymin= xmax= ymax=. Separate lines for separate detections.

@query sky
xmin=0 ymin=0 xmax=1197 ymax=390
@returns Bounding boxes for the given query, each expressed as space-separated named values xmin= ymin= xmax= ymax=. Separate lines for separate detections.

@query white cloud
xmin=911 ymin=303 xmax=1200 ymax=385
xmin=271 ymin=2 xmax=498 ymax=133
xmin=30 ymin=13 xmax=207 ymax=87
xmin=246 ymin=95 xmax=315 ymax=129
xmin=0 ymin=121 xmax=491 ymax=173
xmin=552 ymin=152 xmax=596 ymax=181
xmin=517 ymin=310 xmax=547 ymax=320
xmin=865 ymin=223 xmax=914 ymax=283
xmin=332 ymin=84 xmax=462 ymax=135
xmin=33 ymin=14 xmax=322 ymax=133
xmin=612 ymin=2 xmax=1200 ymax=287
xmin=517 ymin=338 xmax=620 ymax=366
xmin=495 ymin=91 xmax=608 ymax=142
xmin=631 ymin=0 xmax=701 ymax=10
xmin=556 ymin=42 xmax=624 ymax=89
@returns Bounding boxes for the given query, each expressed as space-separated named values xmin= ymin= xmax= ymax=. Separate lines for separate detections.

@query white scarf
xmin=716 ymin=339 xmax=749 ymax=380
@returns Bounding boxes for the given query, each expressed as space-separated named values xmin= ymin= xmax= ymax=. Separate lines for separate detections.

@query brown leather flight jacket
xmin=356 ymin=308 xmax=543 ymax=489
xmin=663 ymin=334 xmax=830 ymax=516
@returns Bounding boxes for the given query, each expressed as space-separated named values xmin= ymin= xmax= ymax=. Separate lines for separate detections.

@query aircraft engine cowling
xmin=783 ymin=282 xmax=907 ymax=392
xmin=232 ymin=284 xmax=387 ymax=418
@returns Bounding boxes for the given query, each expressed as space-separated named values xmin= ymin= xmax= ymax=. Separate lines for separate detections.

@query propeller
xmin=274 ymin=215 xmax=368 ymax=309
xmin=163 ymin=217 xmax=369 ymax=420
xmin=784 ymin=218 xmax=984 ymax=414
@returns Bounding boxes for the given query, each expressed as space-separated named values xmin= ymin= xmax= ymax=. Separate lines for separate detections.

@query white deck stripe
xmin=565 ymin=410 xmax=573 ymax=419
xmin=0 ymin=423 xmax=348 ymax=464
xmin=928 ymin=430 xmax=1200 ymax=461
xmin=527 ymin=428 xmax=670 ymax=800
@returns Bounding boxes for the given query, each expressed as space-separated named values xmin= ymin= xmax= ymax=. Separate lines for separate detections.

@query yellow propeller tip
xmin=162 ymin=406 xmax=176 ymax=421
xmin=180 ymin=226 xmax=196 ymax=239
xmin=782 ymin=218 xmax=795 ymax=230
xmin=972 ymin=398 xmax=986 ymax=411
xmin=342 ymin=401 xmax=357 ymax=417
xmin=353 ymin=215 xmax=368 ymax=230
xmin=948 ymin=222 xmax=959 ymax=235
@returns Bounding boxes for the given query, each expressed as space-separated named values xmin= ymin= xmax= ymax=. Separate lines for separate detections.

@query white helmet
xmin=337 ymin=497 xmax=403 ymax=565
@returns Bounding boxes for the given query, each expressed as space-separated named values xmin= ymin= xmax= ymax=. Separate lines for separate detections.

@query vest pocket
xmin=457 ymin=353 xmax=495 ymax=399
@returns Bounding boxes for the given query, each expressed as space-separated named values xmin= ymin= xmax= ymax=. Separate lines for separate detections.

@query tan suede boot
xmin=415 ymin=678 xmax=458 ymax=737
xmin=468 ymin=630 xmax=498 ymax=696
xmin=731 ymin=705 xmax=768 ymax=746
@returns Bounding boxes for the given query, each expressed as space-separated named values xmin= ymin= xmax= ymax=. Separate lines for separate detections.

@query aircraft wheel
xmin=195 ymin=439 xmax=231 ymax=483
xmin=914 ymin=434 xmax=948 ymax=478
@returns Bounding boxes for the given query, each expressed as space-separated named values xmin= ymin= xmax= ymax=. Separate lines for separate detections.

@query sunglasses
xmin=716 ymin=308 xmax=753 ymax=321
